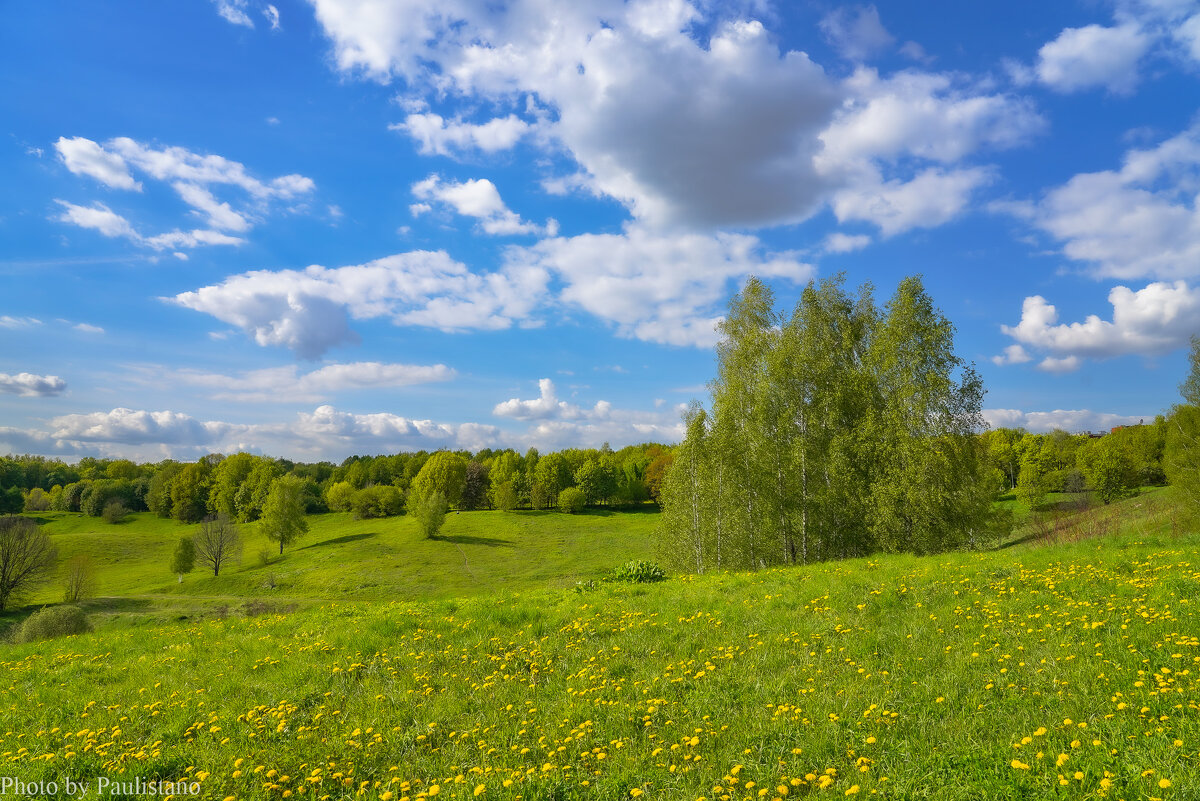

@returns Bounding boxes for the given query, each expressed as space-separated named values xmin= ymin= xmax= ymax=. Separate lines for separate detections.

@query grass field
xmin=4 ymin=507 xmax=660 ymax=632
xmin=1 ymin=494 xmax=1197 ymax=799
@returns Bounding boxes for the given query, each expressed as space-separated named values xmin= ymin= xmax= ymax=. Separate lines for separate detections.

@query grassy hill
xmin=8 ymin=507 xmax=660 ymax=630
xmin=0 ymin=494 xmax=1197 ymax=799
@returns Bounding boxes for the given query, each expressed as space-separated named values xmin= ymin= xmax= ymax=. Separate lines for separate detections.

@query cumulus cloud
xmin=983 ymin=408 xmax=1152 ymax=433
xmin=0 ymin=372 xmax=67 ymax=398
xmin=998 ymin=281 xmax=1200 ymax=369
xmin=990 ymin=344 xmax=1032 ymax=366
xmin=822 ymin=232 xmax=872 ymax=254
xmin=54 ymin=136 xmax=141 ymax=190
xmin=310 ymin=1 xmax=1042 ymax=234
xmin=171 ymin=250 xmax=550 ymax=358
xmin=165 ymin=361 xmax=456 ymax=402
xmin=506 ymin=225 xmax=813 ymax=347
xmin=1005 ymin=122 xmax=1200 ymax=280
xmin=412 ymin=175 xmax=556 ymax=236
xmin=50 ymin=407 xmax=243 ymax=446
xmin=819 ymin=5 xmax=895 ymax=62
xmin=816 ymin=68 xmax=1042 ymax=235
xmin=492 ymin=379 xmax=686 ymax=450
xmin=52 ymin=136 xmax=313 ymax=249
xmin=1033 ymin=23 xmax=1150 ymax=94
xmin=394 ymin=113 xmax=532 ymax=156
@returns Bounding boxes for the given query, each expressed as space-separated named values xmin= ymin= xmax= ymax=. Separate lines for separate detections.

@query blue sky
xmin=3 ymin=0 xmax=1200 ymax=461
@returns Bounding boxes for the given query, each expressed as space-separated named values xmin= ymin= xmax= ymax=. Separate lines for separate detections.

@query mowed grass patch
xmin=0 ymin=500 xmax=1197 ymax=800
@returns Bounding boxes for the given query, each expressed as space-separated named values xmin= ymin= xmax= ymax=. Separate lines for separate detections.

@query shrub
xmin=558 ymin=487 xmax=586 ymax=514
xmin=23 ymin=488 xmax=52 ymax=512
xmin=13 ymin=605 xmax=90 ymax=643
xmin=606 ymin=560 xmax=666 ymax=583
xmin=350 ymin=485 xmax=404 ymax=519
xmin=102 ymin=499 xmax=128 ymax=524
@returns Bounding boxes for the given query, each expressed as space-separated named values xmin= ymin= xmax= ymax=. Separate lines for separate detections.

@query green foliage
xmin=170 ymin=462 xmax=211 ymax=523
xmin=101 ymin=498 xmax=128 ymax=524
xmin=557 ymin=486 xmax=587 ymax=513
xmin=349 ymin=484 xmax=404 ymax=519
xmin=410 ymin=489 xmax=449 ymax=539
xmin=260 ymin=475 xmax=309 ymax=554
xmin=324 ymin=480 xmax=355 ymax=512
xmin=0 ymin=515 xmax=56 ymax=611
xmin=605 ymin=559 xmax=666 ymax=583
xmin=493 ymin=481 xmax=518 ymax=512
xmin=459 ymin=461 xmax=491 ymax=511
xmin=1166 ymin=337 xmax=1200 ymax=520
xmin=22 ymin=488 xmax=51 ymax=512
xmin=661 ymin=274 xmax=1005 ymax=572
xmin=169 ymin=536 xmax=195 ymax=582
xmin=0 ymin=487 xmax=24 ymax=515
xmin=411 ymin=452 xmax=468 ymax=508
xmin=12 ymin=605 xmax=90 ymax=643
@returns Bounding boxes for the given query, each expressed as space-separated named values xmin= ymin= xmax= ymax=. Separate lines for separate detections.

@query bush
xmin=350 ymin=485 xmax=404 ymax=519
xmin=13 ymin=605 xmax=90 ymax=643
xmin=23 ymin=488 xmax=51 ymax=512
xmin=606 ymin=560 xmax=666 ymax=583
xmin=102 ymin=499 xmax=128 ymax=524
xmin=410 ymin=489 xmax=448 ymax=539
xmin=558 ymin=487 xmax=587 ymax=514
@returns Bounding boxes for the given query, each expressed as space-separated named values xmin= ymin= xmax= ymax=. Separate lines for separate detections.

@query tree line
xmin=0 ymin=442 xmax=675 ymax=523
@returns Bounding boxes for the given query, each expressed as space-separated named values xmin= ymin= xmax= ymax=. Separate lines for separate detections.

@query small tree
xmin=62 ymin=555 xmax=96 ymax=603
xmin=170 ymin=536 xmax=195 ymax=583
xmin=0 ymin=515 xmax=57 ymax=611
xmin=193 ymin=514 xmax=242 ymax=577
xmin=493 ymin=481 xmax=518 ymax=512
xmin=410 ymin=490 xmax=448 ymax=539
xmin=260 ymin=476 xmax=309 ymax=555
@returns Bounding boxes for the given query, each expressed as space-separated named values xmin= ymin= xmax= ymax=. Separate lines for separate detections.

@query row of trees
xmin=660 ymin=275 xmax=1006 ymax=573
xmin=982 ymin=422 xmax=1167 ymax=507
xmin=4 ymin=443 xmax=675 ymax=523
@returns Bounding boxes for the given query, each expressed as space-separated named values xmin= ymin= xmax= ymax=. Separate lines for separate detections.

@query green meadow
xmin=0 ymin=491 xmax=1197 ymax=800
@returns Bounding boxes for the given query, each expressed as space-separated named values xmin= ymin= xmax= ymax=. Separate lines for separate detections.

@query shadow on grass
xmin=79 ymin=597 xmax=155 ymax=613
xmin=303 ymin=532 xmax=379 ymax=549
xmin=992 ymin=532 xmax=1042 ymax=551
xmin=437 ymin=534 xmax=515 ymax=547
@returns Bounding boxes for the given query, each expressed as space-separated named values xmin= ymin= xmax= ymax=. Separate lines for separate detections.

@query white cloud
xmin=411 ymin=175 xmax=555 ymax=236
xmin=394 ymin=113 xmax=532 ymax=156
xmin=54 ymin=136 xmax=140 ymax=190
xmin=991 ymin=344 xmax=1032 ymax=366
xmin=822 ymin=232 xmax=872 ymax=254
xmin=73 ymin=322 xmax=104 ymax=334
xmin=0 ymin=372 xmax=67 ymax=398
xmin=999 ymin=281 xmax=1200 ymax=368
xmin=213 ymin=0 xmax=254 ymax=28
xmin=50 ymin=407 xmax=243 ymax=446
xmin=312 ymin=0 xmax=841 ymax=229
xmin=819 ymin=5 xmax=895 ymax=61
xmin=983 ymin=408 xmax=1152 ymax=433
xmin=54 ymin=200 xmax=245 ymax=250
xmin=0 ymin=316 xmax=41 ymax=329
xmin=310 ymin=1 xmax=1043 ymax=234
xmin=1034 ymin=23 xmax=1150 ymax=94
xmin=507 ymin=225 xmax=812 ymax=347
xmin=816 ymin=68 xmax=1041 ymax=235
xmin=829 ymin=166 xmax=994 ymax=237
xmin=1008 ymin=123 xmax=1200 ymax=280
xmin=53 ymin=136 xmax=313 ymax=249
xmin=165 ymin=361 xmax=456 ymax=402
xmin=492 ymin=379 xmax=686 ymax=450
xmin=493 ymin=378 xmax=584 ymax=420
xmin=54 ymin=200 xmax=138 ymax=239
xmin=171 ymin=250 xmax=550 ymax=358
xmin=263 ymin=3 xmax=280 ymax=30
